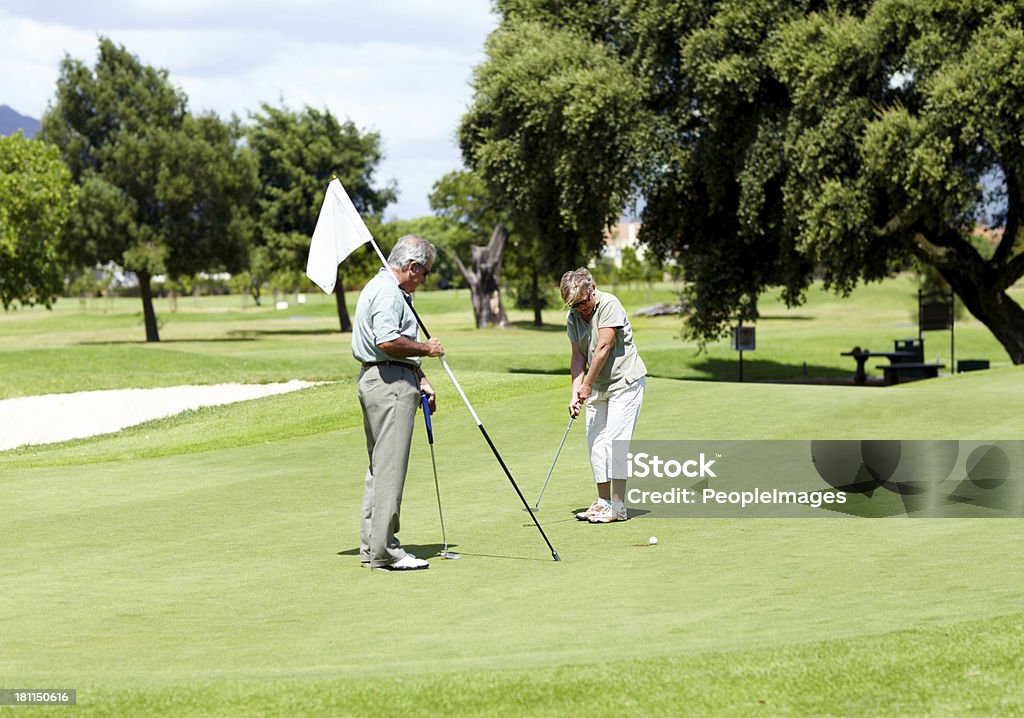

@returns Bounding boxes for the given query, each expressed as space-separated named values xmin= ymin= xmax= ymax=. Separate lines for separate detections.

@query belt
xmin=362 ymin=360 xmax=419 ymax=373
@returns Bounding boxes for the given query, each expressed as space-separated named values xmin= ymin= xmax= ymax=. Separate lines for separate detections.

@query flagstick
xmin=368 ymin=238 xmax=561 ymax=562
xmin=367 ymin=240 xmax=389 ymax=272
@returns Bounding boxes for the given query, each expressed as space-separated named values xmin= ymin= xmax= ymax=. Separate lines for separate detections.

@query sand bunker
xmin=0 ymin=381 xmax=319 ymax=451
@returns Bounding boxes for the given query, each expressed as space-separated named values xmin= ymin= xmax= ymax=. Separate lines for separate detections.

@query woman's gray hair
xmin=560 ymin=267 xmax=596 ymax=307
xmin=388 ymin=234 xmax=436 ymax=271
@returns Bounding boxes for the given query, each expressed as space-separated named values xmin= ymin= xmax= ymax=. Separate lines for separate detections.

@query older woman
xmin=561 ymin=268 xmax=647 ymax=523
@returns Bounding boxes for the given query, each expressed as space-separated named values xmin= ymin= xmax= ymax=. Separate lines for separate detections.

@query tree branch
xmin=1002 ymin=252 xmax=1024 ymax=287
xmin=485 ymin=222 xmax=508 ymax=256
xmin=443 ymin=245 xmax=475 ymax=288
xmin=877 ymin=208 xmax=921 ymax=239
xmin=994 ymin=163 xmax=1020 ymax=267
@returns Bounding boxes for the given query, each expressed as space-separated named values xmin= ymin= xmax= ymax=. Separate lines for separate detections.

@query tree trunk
xmin=249 ymin=278 xmax=262 ymax=306
xmin=915 ymin=228 xmax=1024 ymax=364
xmin=531 ymin=264 xmax=542 ymax=327
xmin=943 ymin=274 xmax=1024 ymax=364
xmin=335 ymin=271 xmax=352 ymax=333
xmin=450 ymin=223 xmax=510 ymax=328
xmin=138 ymin=270 xmax=160 ymax=342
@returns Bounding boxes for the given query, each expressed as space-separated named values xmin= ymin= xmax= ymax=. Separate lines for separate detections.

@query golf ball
xmin=648 ymin=536 xmax=658 ymax=545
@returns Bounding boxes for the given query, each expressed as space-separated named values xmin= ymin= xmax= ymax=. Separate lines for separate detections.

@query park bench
xmin=842 ymin=337 xmax=921 ymax=383
xmin=878 ymin=361 xmax=944 ymax=384
xmin=841 ymin=292 xmax=966 ymax=385
xmin=841 ymin=338 xmax=940 ymax=384
xmin=891 ymin=337 xmax=924 ymax=357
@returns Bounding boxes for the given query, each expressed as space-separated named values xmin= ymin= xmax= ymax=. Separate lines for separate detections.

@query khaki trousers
xmin=357 ymin=363 xmax=419 ymax=567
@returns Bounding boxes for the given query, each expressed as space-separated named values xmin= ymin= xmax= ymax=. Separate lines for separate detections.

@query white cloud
xmin=0 ymin=1 xmax=497 ymax=218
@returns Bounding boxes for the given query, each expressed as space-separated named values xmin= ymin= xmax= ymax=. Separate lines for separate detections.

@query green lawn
xmin=1 ymin=280 xmax=1023 ymax=716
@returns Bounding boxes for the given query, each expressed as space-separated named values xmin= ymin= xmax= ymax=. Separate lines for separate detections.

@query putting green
xmin=3 ymin=284 xmax=1023 ymax=715
xmin=3 ymin=372 xmax=1024 ymax=715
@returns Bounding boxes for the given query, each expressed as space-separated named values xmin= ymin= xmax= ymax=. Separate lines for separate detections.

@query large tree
xmin=468 ymin=1 xmax=1024 ymax=363
xmin=0 ymin=132 xmax=76 ymax=309
xmin=247 ymin=104 xmax=395 ymax=332
xmin=459 ymin=12 xmax=654 ymax=325
xmin=766 ymin=0 xmax=1024 ymax=362
xmin=42 ymin=38 xmax=258 ymax=342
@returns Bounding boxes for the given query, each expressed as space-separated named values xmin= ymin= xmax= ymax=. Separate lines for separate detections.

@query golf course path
xmin=0 ymin=381 xmax=319 ymax=450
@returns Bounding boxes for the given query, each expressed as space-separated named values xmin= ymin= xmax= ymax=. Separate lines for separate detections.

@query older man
xmin=352 ymin=235 xmax=444 ymax=571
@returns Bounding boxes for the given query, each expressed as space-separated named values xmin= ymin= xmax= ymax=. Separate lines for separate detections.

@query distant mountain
xmin=0 ymin=105 xmax=41 ymax=137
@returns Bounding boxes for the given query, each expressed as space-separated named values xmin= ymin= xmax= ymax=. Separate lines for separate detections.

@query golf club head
xmin=521 ymin=506 xmax=540 ymax=512
xmin=440 ymin=550 xmax=461 ymax=560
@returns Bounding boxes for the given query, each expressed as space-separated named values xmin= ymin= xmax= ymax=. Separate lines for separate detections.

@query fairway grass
xmin=34 ymin=613 xmax=1024 ymax=716
xmin=2 ymin=281 xmax=1024 ymax=716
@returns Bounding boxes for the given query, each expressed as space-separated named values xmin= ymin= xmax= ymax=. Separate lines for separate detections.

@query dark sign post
xmin=731 ymin=322 xmax=756 ymax=382
xmin=919 ymin=289 xmax=954 ymax=371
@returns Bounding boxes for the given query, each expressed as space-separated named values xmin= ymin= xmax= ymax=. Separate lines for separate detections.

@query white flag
xmin=305 ymin=178 xmax=374 ymax=293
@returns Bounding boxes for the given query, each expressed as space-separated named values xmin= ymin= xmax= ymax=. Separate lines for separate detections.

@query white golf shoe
xmin=576 ymin=498 xmax=609 ymax=521
xmin=375 ymin=554 xmax=429 ymax=571
xmin=588 ymin=501 xmax=628 ymax=523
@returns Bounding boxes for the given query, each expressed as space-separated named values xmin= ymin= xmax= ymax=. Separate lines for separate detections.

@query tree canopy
xmin=246 ymin=103 xmax=395 ymax=331
xmin=467 ymin=0 xmax=1024 ymax=362
xmin=459 ymin=11 xmax=654 ymax=315
xmin=42 ymin=37 xmax=258 ymax=342
xmin=0 ymin=132 xmax=76 ymax=309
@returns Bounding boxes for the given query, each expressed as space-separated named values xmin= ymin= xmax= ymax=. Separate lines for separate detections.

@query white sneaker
xmin=576 ymin=499 xmax=609 ymax=521
xmin=375 ymin=554 xmax=429 ymax=571
xmin=589 ymin=501 xmax=627 ymax=523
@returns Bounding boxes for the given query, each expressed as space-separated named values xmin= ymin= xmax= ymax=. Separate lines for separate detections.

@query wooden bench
xmin=893 ymin=338 xmax=924 ymax=356
xmin=879 ymin=362 xmax=943 ymax=384
xmin=841 ymin=347 xmax=923 ymax=384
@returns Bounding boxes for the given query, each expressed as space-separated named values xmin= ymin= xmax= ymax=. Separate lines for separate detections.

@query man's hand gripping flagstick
xmin=307 ymin=178 xmax=561 ymax=562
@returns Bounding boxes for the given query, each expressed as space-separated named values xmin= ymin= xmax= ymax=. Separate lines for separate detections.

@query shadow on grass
xmin=509 ymin=359 xmax=857 ymax=383
xmin=652 ymin=357 xmax=855 ymax=383
xmin=338 ymin=544 xmax=550 ymax=562
xmin=336 ymin=544 xmax=454 ymax=558
xmin=520 ymin=512 xmax=578 ymax=527
xmin=566 ymin=507 xmax=653 ymax=521
xmin=507 ymin=320 xmax=566 ymax=333
xmin=507 ymin=367 xmax=571 ymax=376
xmin=509 ymin=357 xmax=871 ymax=385
xmin=453 ymin=551 xmax=555 ymax=562
xmin=79 ymin=337 xmax=256 ymax=345
xmin=227 ymin=328 xmax=343 ymax=337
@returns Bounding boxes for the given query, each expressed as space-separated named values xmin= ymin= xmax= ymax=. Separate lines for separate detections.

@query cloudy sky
xmin=0 ymin=1 xmax=499 ymax=219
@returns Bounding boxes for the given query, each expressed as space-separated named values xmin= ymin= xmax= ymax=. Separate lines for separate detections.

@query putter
xmin=420 ymin=392 xmax=460 ymax=559
xmin=524 ymin=415 xmax=574 ymax=511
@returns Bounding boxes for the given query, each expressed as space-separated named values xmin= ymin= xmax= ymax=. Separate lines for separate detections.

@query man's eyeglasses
xmin=413 ymin=263 xmax=431 ymax=277
xmin=571 ymin=292 xmax=591 ymax=309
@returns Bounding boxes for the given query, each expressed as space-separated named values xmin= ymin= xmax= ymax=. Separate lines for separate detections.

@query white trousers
xmin=586 ymin=376 xmax=645 ymax=483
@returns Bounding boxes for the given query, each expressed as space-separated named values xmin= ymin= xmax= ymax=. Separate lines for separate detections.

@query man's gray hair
xmin=388 ymin=234 xmax=436 ymax=271
xmin=560 ymin=267 xmax=596 ymax=307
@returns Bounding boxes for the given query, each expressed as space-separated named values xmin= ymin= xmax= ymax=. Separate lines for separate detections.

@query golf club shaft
xmin=477 ymin=424 xmax=560 ymax=561
xmin=533 ymin=416 xmax=574 ymax=508
xmin=420 ymin=393 xmax=449 ymax=552
xmin=427 ymin=442 xmax=448 ymax=551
